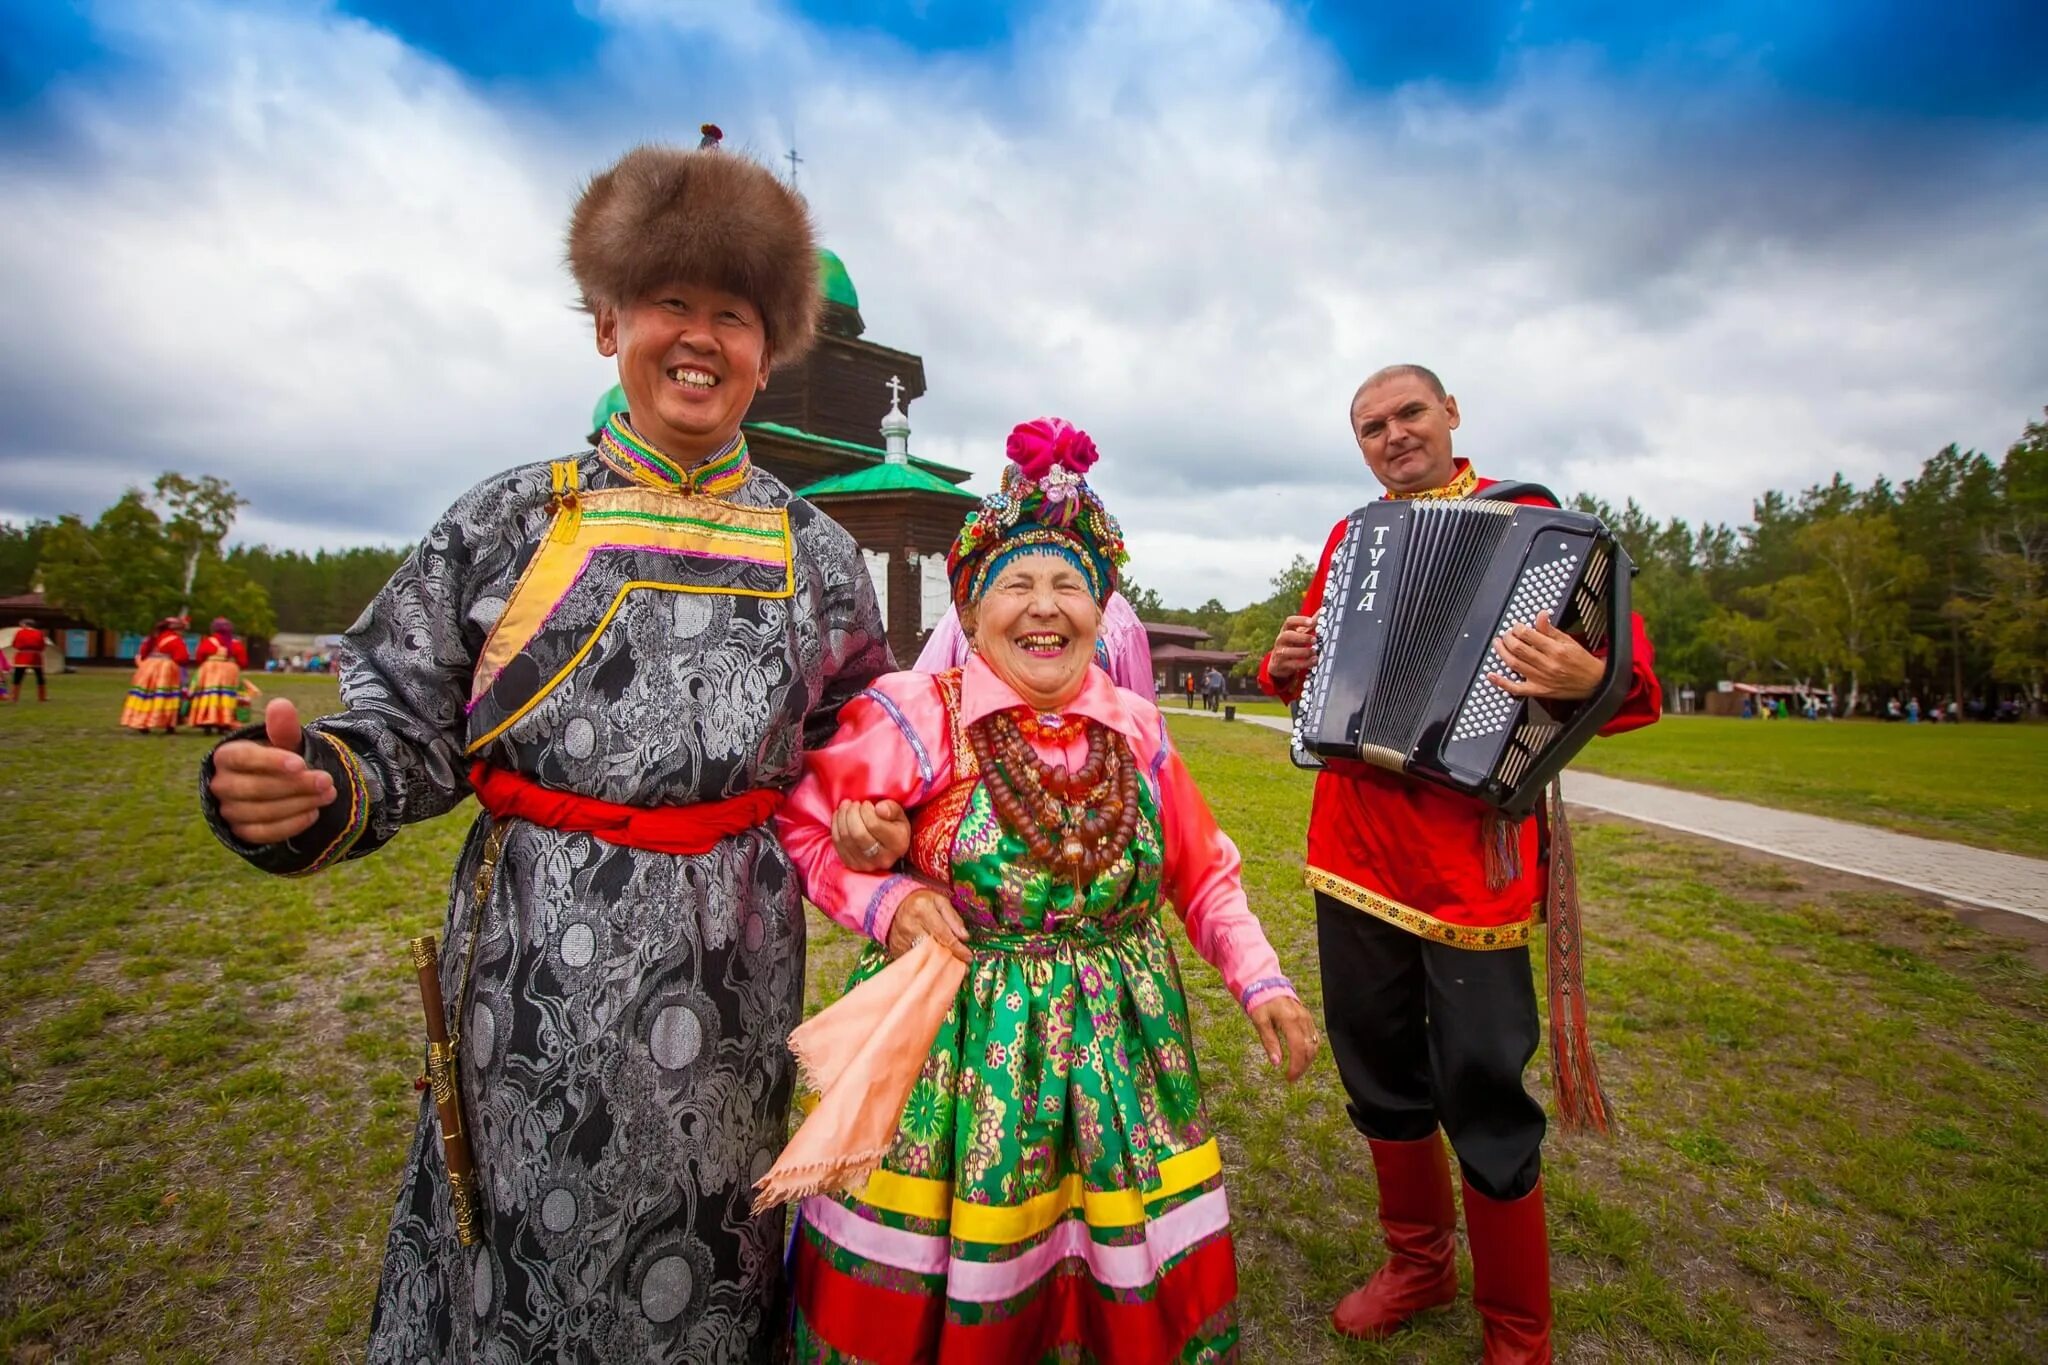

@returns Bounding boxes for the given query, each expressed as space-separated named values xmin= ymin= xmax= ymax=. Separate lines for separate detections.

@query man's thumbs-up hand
xmin=208 ymin=698 xmax=338 ymax=844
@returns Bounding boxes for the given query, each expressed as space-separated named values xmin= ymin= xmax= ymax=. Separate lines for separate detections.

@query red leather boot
xmin=1463 ymin=1177 xmax=1553 ymax=1364
xmin=1330 ymin=1134 xmax=1459 ymax=1338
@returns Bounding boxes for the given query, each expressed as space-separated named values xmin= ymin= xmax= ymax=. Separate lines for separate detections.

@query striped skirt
xmin=789 ymin=926 xmax=1240 ymax=1363
xmin=188 ymin=658 xmax=242 ymax=728
xmin=120 ymin=656 xmax=184 ymax=731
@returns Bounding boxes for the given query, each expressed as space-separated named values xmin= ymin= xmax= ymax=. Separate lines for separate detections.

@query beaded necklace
xmin=968 ymin=710 xmax=1140 ymax=889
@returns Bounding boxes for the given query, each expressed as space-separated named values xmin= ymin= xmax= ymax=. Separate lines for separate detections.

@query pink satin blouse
xmin=777 ymin=655 xmax=1297 ymax=1013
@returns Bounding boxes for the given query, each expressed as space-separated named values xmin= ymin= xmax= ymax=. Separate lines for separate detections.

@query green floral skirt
xmin=788 ymin=913 xmax=1240 ymax=1363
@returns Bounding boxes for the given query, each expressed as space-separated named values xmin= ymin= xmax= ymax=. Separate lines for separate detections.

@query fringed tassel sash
xmin=1542 ymin=777 xmax=1611 ymax=1134
xmin=1483 ymin=810 xmax=1522 ymax=890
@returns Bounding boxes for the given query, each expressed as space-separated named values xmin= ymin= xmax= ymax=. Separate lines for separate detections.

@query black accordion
xmin=1289 ymin=496 xmax=1634 ymax=816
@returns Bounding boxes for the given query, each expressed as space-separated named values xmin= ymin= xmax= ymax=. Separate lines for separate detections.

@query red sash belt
xmin=469 ymin=762 xmax=783 ymax=855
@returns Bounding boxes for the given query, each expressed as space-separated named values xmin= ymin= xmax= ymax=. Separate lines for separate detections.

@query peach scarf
xmin=753 ymin=936 xmax=968 ymax=1212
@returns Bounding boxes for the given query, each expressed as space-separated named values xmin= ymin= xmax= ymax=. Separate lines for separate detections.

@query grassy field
xmin=3 ymin=673 xmax=2045 ymax=1360
xmin=1208 ymin=698 xmax=2048 ymax=859
xmin=1569 ymin=713 xmax=2048 ymax=858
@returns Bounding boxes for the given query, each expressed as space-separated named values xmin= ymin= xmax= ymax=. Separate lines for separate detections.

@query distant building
xmin=1143 ymin=621 xmax=1246 ymax=696
xmin=0 ymin=590 xmax=272 ymax=667
xmin=1705 ymin=681 xmax=1833 ymax=717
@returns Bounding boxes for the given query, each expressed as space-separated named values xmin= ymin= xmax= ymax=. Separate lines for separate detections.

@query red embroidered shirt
xmin=1257 ymin=463 xmax=1661 ymax=946
xmin=139 ymin=631 xmax=190 ymax=665
xmin=196 ymin=634 xmax=249 ymax=667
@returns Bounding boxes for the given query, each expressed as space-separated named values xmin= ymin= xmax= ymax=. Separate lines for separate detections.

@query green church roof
xmin=818 ymin=249 xmax=860 ymax=312
xmin=743 ymin=421 xmax=974 ymax=484
xmin=797 ymin=462 xmax=978 ymax=500
xmin=590 ymin=384 xmax=628 ymax=436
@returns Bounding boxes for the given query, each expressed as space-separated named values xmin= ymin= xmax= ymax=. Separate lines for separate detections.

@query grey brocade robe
xmin=200 ymin=445 xmax=890 ymax=1362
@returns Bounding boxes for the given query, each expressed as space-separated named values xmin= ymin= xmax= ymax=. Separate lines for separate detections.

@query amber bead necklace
xmin=968 ymin=710 xmax=1140 ymax=888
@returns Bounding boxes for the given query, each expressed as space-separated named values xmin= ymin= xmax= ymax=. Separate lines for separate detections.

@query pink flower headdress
xmin=947 ymin=418 xmax=1127 ymax=608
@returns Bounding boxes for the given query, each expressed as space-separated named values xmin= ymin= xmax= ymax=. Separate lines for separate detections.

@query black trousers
xmin=12 ymin=665 xmax=42 ymax=687
xmin=1315 ymin=892 xmax=1545 ymax=1200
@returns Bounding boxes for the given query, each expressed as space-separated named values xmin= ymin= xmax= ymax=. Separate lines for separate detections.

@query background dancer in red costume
xmin=188 ymin=617 xmax=249 ymax=734
xmin=121 ymin=617 xmax=190 ymax=734
xmin=9 ymin=619 xmax=49 ymax=703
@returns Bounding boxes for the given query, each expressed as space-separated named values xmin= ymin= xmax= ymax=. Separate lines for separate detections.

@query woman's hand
xmin=1249 ymin=995 xmax=1319 ymax=1082
xmin=833 ymin=799 xmax=912 ymax=871
xmin=208 ymin=699 xmax=336 ymax=843
xmin=887 ymin=888 xmax=971 ymax=964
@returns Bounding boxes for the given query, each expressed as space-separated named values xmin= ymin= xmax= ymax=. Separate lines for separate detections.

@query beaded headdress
xmin=947 ymin=418 xmax=1129 ymax=610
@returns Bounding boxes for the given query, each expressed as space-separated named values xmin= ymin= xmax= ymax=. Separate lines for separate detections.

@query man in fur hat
xmin=199 ymin=144 xmax=890 ymax=1362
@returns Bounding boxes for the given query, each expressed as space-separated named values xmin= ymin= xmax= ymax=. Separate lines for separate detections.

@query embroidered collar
xmin=596 ymin=413 xmax=751 ymax=496
xmin=1384 ymin=459 xmax=1478 ymax=502
xmin=956 ymin=653 xmax=1150 ymax=746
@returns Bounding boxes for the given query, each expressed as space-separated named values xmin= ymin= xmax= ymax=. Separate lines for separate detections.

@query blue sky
xmin=19 ymin=2 xmax=2036 ymax=114
xmin=2 ymin=0 xmax=2044 ymax=604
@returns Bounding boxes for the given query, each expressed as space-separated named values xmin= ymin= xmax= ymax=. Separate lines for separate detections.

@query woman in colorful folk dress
xmin=198 ymin=144 xmax=889 ymax=1363
xmin=121 ymin=617 xmax=189 ymax=733
xmin=188 ymin=617 xmax=249 ymax=734
xmin=776 ymin=420 xmax=1319 ymax=1363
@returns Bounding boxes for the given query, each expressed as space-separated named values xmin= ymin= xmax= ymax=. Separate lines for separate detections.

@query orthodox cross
xmin=784 ymin=141 xmax=804 ymax=187
xmin=886 ymin=375 xmax=905 ymax=407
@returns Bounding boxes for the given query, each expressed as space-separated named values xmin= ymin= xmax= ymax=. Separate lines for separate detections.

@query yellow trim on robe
xmin=851 ymin=1138 xmax=1224 ymax=1245
xmin=471 ymin=484 xmax=794 ymax=705
xmin=468 ymin=570 xmax=795 ymax=753
xmin=1306 ymin=866 xmax=1536 ymax=949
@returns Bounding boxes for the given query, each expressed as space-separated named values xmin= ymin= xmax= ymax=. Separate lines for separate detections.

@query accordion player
xmin=1289 ymin=495 xmax=1635 ymax=816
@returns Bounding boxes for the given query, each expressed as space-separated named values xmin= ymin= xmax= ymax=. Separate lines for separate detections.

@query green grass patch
xmin=1571 ymin=711 xmax=2048 ymax=857
xmin=2 ymin=674 xmax=2044 ymax=1360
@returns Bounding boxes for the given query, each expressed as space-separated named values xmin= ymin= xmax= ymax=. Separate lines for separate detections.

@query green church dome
xmin=818 ymin=249 xmax=860 ymax=312
xmin=590 ymin=383 xmax=628 ymax=437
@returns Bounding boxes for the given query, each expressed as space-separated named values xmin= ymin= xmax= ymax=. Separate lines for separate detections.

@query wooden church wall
xmin=807 ymin=497 xmax=975 ymax=663
xmin=812 ymin=499 xmax=969 ymax=558
xmin=758 ymin=337 xmax=929 ymax=448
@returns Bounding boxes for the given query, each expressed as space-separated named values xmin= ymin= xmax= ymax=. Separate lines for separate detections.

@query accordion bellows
xmin=1291 ymin=499 xmax=1634 ymax=816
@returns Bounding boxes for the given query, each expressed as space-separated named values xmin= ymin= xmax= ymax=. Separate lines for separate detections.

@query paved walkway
xmin=1172 ymin=707 xmax=2048 ymax=923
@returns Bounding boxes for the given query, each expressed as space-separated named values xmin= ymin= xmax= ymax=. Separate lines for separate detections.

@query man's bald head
xmin=1350 ymin=363 xmax=1446 ymax=419
xmin=1348 ymin=363 xmax=1460 ymax=495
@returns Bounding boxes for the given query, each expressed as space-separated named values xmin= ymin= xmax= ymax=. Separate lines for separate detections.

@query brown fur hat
xmin=567 ymin=145 xmax=821 ymax=364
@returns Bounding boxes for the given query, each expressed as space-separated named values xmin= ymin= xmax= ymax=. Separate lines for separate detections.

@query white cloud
xmin=2 ymin=0 xmax=2043 ymax=611
xmin=0 ymin=0 xmax=613 ymax=539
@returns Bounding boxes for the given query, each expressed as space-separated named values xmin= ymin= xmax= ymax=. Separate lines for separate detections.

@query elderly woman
xmin=199 ymin=144 xmax=888 ymax=1362
xmin=776 ymin=421 xmax=1317 ymax=1362
xmin=912 ymin=590 xmax=1155 ymax=690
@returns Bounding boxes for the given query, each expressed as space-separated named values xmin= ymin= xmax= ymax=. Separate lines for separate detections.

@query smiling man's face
xmin=596 ymin=279 xmax=770 ymax=461
xmin=1351 ymin=371 xmax=1460 ymax=495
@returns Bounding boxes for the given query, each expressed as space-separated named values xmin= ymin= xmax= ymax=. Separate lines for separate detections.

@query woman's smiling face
xmin=965 ymin=553 xmax=1103 ymax=712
